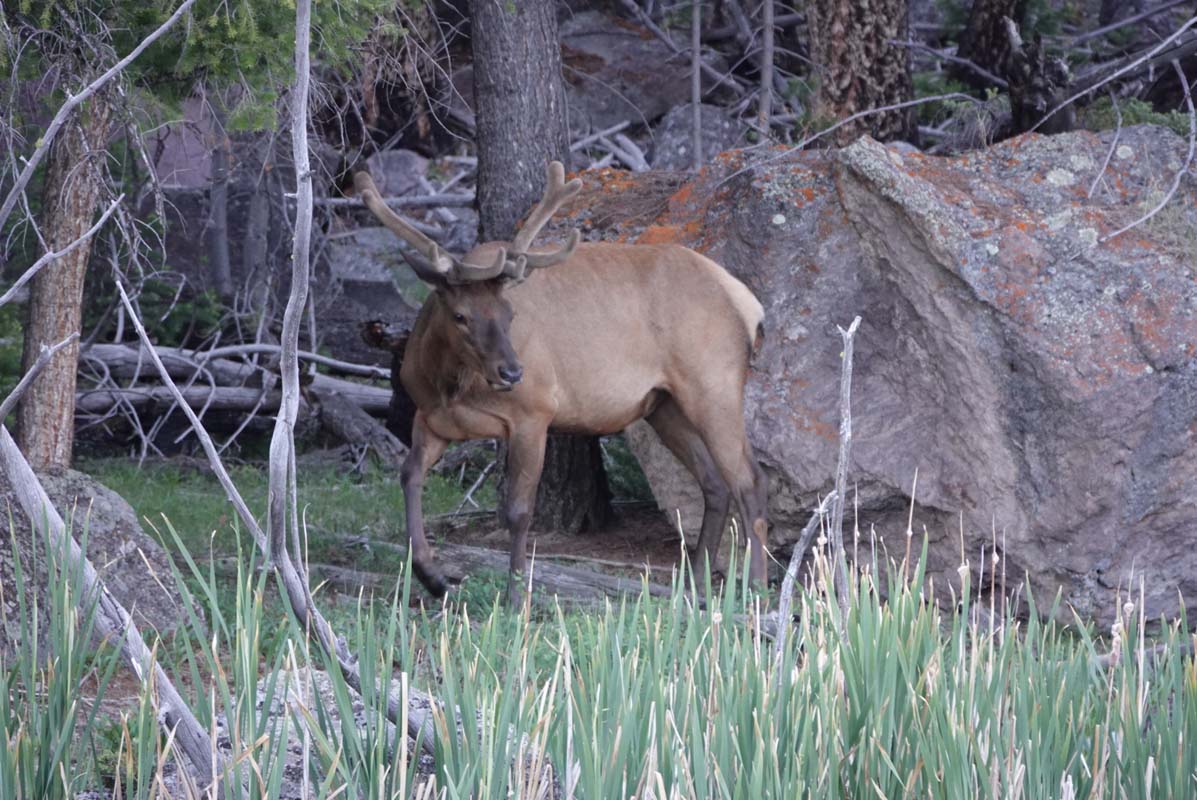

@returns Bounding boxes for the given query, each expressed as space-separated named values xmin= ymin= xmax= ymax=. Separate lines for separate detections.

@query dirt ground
xmin=434 ymin=501 xmax=687 ymax=581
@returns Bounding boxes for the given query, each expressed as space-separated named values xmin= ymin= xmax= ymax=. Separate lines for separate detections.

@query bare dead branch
xmin=889 ymin=39 xmax=1010 ymax=89
xmin=85 ymin=342 xmax=389 ymax=381
xmin=0 ymin=0 xmax=195 ymax=234
xmin=452 ymin=459 xmax=496 ymax=515
xmin=829 ymin=316 xmax=861 ymax=620
xmin=758 ymin=0 xmax=776 ymax=133
xmin=570 ymin=120 xmax=632 ymax=152
xmin=1088 ymin=92 xmax=1122 ymax=199
xmin=1071 ymin=0 xmax=1190 ymax=46
xmin=1099 ymin=61 xmax=1194 ymax=244
xmin=272 ymin=0 xmax=438 ymax=755
xmin=616 ymin=0 xmax=748 ymax=93
xmin=0 ymin=333 xmax=78 ymax=421
xmin=311 ymin=193 xmax=474 ymax=208
xmin=0 ymin=195 xmax=122 ymax=308
xmin=0 ymin=426 xmax=221 ymax=791
xmin=1035 ymin=16 xmax=1197 ymax=134
xmin=597 ymin=135 xmax=650 ymax=172
xmin=200 ymin=343 xmax=390 ymax=380
xmin=771 ymin=490 xmax=836 ymax=671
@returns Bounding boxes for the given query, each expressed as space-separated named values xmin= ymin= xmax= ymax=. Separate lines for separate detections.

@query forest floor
xmin=77 ymin=453 xmax=685 ymax=775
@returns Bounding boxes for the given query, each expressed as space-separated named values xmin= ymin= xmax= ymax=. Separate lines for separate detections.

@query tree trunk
xmin=468 ymin=0 xmax=571 ymax=240
xmin=468 ymin=0 xmax=613 ymax=534
xmin=807 ymin=0 xmax=916 ymax=145
xmin=17 ymin=92 xmax=111 ymax=471
xmin=205 ymin=108 xmax=234 ymax=300
xmin=953 ymin=0 xmax=1027 ymax=89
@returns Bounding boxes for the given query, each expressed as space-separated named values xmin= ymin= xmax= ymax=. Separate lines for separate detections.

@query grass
xmin=4 ymin=508 xmax=1197 ymax=798
xmin=83 ymin=457 xmax=494 ymax=576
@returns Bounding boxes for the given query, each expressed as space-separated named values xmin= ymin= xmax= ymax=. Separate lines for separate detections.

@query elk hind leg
xmin=645 ymin=398 xmax=731 ymax=578
xmin=675 ymin=394 xmax=770 ymax=586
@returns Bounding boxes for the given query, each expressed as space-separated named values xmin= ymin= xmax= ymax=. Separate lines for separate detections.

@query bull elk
xmin=354 ymin=162 xmax=768 ymax=604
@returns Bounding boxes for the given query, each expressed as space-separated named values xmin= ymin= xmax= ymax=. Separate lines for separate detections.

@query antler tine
xmin=448 ymin=247 xmax=509 ymax=285
xmin=354 ymin=171 xmax=458 ymax=281
xmin=510 ymin=161 xmax=583 ymax=256
xmin=522 ymin=229 xmax=580 ymax=271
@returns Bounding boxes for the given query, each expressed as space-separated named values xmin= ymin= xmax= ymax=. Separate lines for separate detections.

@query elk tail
xmin=751 ymin=321 xmax=765 ymax=365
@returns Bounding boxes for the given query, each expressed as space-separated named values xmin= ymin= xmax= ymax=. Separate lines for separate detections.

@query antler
xmin=507 ymin=161 xmax=582 ymax=278
xmin=355 ymin=171 xmax=512 ymax=285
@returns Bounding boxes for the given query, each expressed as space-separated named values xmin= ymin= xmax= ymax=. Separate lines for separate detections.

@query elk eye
xmin=453 ymin=312 xmax=466 ymax=323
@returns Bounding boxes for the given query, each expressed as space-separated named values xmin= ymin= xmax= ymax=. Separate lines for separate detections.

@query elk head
xmin=354 ymin=162 xmax=582 ymax=391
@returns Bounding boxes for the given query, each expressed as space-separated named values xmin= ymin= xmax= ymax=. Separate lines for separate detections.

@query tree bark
xmin=205 ymin=109 xmax=234 ymax=300
xmin=468 ymin=0 xmax=613 ymax=534
xmin=468 ymin=0 xmax=571 ymax=240
xmin=953 ymin=0 xmax=1027 ymax=89
xmin=807 ymin=0 xmax=917 ymax=145
xmin=17 ymin=91 xmax=111 ymax=470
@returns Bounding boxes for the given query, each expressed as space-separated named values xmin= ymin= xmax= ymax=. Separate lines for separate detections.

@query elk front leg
xmin=501 ymin=425 xmax=548 ymax=608
xmin=402 ymin=411 xmax=448 ymax=596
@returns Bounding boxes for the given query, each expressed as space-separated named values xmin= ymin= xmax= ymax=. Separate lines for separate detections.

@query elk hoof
xmin=413 ymin=562 xmax=450 ymax=598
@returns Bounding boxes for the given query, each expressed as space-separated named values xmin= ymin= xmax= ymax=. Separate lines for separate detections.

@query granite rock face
xmin=650 ymin=103 xmax=746 ymax=170
xmin=0 ymin=469 xmax=187 ymax=655
xmin=553 ymin=125 xmax=1197 ymax=624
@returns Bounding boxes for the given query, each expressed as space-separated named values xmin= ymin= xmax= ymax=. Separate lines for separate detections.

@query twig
xmin=597 ymin=135 xmax=650 ymax=172
xmin=0 ymin=334 xmax=77 ymax=421
xmin=0 ymin=196 xmax=123 ymax=308
xmin=453 ymin=459 xmax=496 ymax=516
xmin=771 ymin=491 xmax=836 ymax=671
xmin=311 ymin=193 xmax=474 ymax=208
xmin=418 ymin=176 xmax=457 ymax=224
xmin=570 ymin=121 xmax=632 ymax=152
xmin=1071 ymin=0 xmax=1190 ymax=46
xmin=1099 ymin=61 xmax=1194 ymax=244
xmin=715 ymin=92 xmax=980 ymax=190
xmin=199 ymin=343 xmax=390 ymax=379
xmin=829 ymin=316 xmax=862 ymax=622
xmin=1088 ymin=92 xmax=1122 ymax=199
xmin=1033 ymin=16 xmax=1197 ymax=134
xmin=0 ymin=0 xmax=196 ymax=234
xmin=889 ymin=39 xmax=1009 ymax=89
xmin=616 ymin=0 xmax=748 ymax=94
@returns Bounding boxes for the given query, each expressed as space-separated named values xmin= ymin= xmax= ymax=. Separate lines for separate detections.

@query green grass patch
xmin=83 ymin=457 xmax=495 ymax=573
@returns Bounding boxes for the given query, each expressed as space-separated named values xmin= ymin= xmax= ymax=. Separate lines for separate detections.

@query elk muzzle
xmin=496 ymin=364 xmax=523 ymax=389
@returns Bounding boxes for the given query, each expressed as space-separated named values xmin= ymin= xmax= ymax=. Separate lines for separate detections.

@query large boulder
xmin=0 ymin=469 xmax=187 ymax=655
xmin=650 ymin=103 xmax=747 ymax=171
xmin=551 ymin=125 xmax=1197 ymax=625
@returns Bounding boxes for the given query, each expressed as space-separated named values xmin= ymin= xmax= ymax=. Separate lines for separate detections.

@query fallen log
xmin=311 ymin=386 xmax=407 ymax=469
xmin=76 ymin=374 xmax=391 ymax=416
xmin=83 ymin=343 xmax=389 ymax=382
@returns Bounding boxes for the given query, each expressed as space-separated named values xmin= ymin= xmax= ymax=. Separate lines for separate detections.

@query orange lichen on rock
xmin=636 ymin=221 xmax=702 ymax=246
